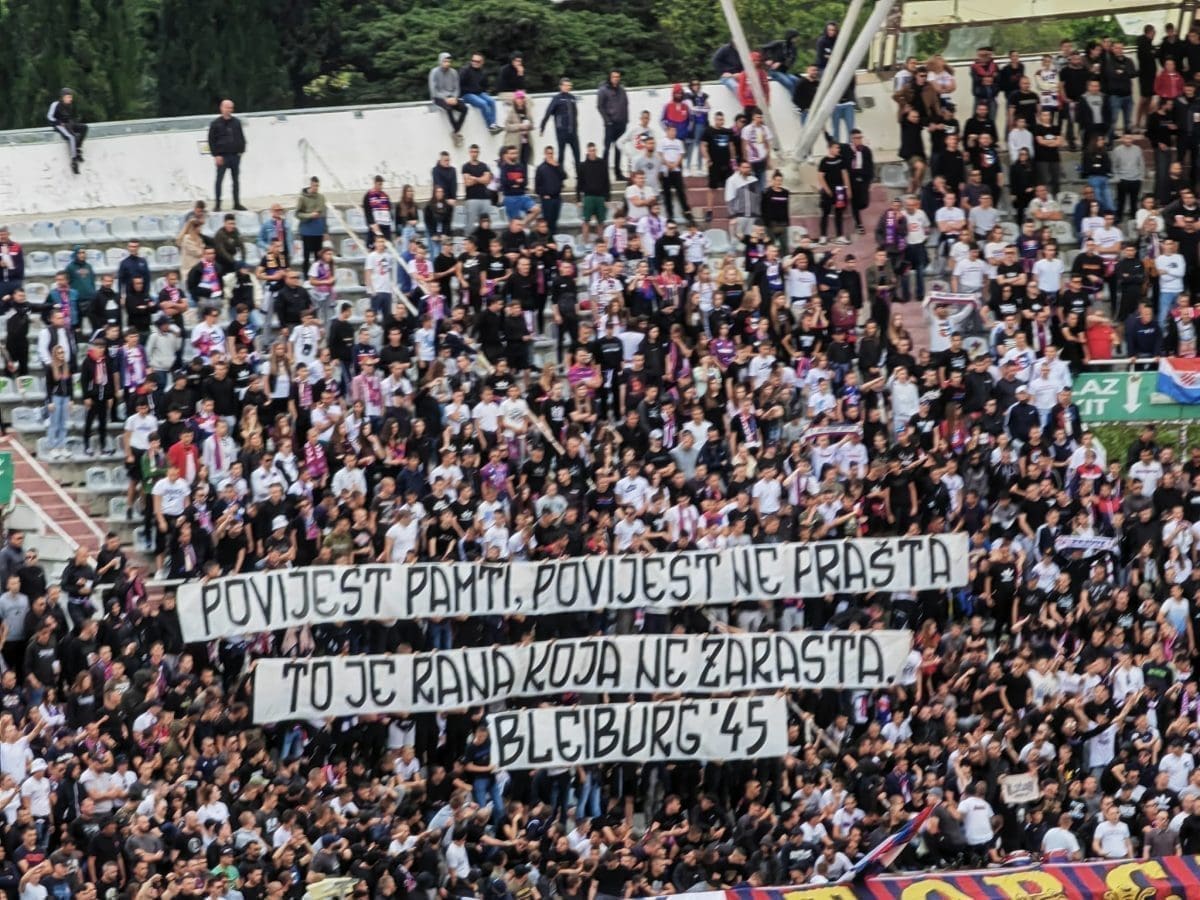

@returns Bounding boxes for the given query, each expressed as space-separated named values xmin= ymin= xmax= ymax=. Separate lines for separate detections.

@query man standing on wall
xmin=47 ymin=88 xmax=87 ymax=175
xmin=598 ymin=70 xmax=630 ymax=182
xmin=208 ymin=99 xmax=247 ymax=212
xmin=541 ymin=78 xmax=581 ymax=179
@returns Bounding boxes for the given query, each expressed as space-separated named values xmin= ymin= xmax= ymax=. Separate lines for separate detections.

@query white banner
xmin=179 ymin=535 xmax=968 ymax=641
xmin=251 ymin=631 xmax=913 ymax=722
xmin=1000 ymin=772 xmax=1040 ymax=805
xmin=488 ymin=696 xmax=788 ymax=769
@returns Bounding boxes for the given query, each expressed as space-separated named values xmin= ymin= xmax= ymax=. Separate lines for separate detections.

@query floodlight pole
xmin=717 ymin=0 xmax=782 ymax=150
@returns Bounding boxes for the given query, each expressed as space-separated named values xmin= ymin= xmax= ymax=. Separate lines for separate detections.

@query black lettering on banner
xmin=369 ymin=658 xmax=397 ymax=706
xmin=749 ymin=636 xmax=772 ymax=686
xmin=365 ymin=566 xmax=391 ymax=617
xmin=581 ymin=559 xmax=606 ymax=611
xmin=282 ymin=660 xmax=306 ymax=713
xmin=615 ymin=557 xmax=639 ymax=607
xmin=345 ymin=660 xmax=367 ymax=708
xmin=842 ymin=543 xmax=867 ymax=594
xmin=522 ymin=643 xmax=552 ymax=694
xmin=725 ymin=637 xmax=747 ymax=685
xmin=463 ymin=649 xmax=491 ymax=702
xmin=594 ymin=705 xmax=620 ymax=758
xmin=753 ymin=546 xmax=782 ymax=595
xmin=452 ymin=565 xmax=477 ymax=615
xmin=667 ymin=555 xmax=693 ymax=602
xmin=493 ymin=713 xmax=522 ymax=767
xmin=595 ymin=640 xmax=620 ymax=690
xmin=857 ymin=634 xmax=885 ymax=685
xmin=698 ymin=638 xmax=722 ymax=689
xmin=650 ymin=704 xmax=675 ymax=758
xmin=412 ymin=657 xmax=435 ymax=706
xmin=800 ymin=633 xmax=827 ymax=683
xmin=554 ymin=709 xmax=583 ymax=763
xmin=556 ymin=560 xmax=579 ymax=610
xmin=676 ymin=701 xmax=701 ymax=755
xmin=868 ymin=543 xmax=895 ymax=589
xmin=642 ymin=557 xmax=666 ymax=606
xmin=407 ymin=568 xmax=429 ymax=615
xmin=491 ymin=646 xmax=514 ymax=698
xmin=828 ymin=633 xmax=853 ymax=683
xmin=339 ymin=569 xmax=362 ymax=617
xmin=636 ymin=637 xmax=664 ymax=691
xmin=261 ymin=575 xmax=284 ymax=626
xmin=484 ymin=565 xmax=511 ymax=613
xmin=719 ymin=699 xmax=743 ymax=753
xmin=899 ymin=538 xmax=921 ymax=582
xmin=548 ymin=642 xmax=575 ymax=690
xmin=431 ymin=567 xmax=453 ymax=615
xmin=311 ymin=570 xmax=337 ymax=619
xmin=793 ymin=546 xmax=813 ymax=594
xmin=695 ymin=552 xmax=721 ymax=599
xmin=814 ymin=544 xmax=841 ymax=593
xmin=663 ymin=636 xmax=690 ymax=689
xmin=929 ymin=537 xmax=952 ymax=586
xmin=311 ymin=660 xmax=333 ymax=711
xmin=622 ymin=705 xmax=649 ymax=757
xmin=531 ymin=564 xmax=556 ymax=611
xmin=436 ymin=654 xmax=466 ymax=707
xmin=575 ymin=640 xmax=599 ymax=685
xmin=731 ymin=546 xmax=753 ymax=597
xmin=227 ymin=581 xmax=253 ymax=629
xmin=288 ymin=571 xmax=312 ymax=621
xmin=200 ymin=583 xmax=222 ymax=636
xmin=744 ymin=697 xmax=769 ymax=755
xmin=775 ymin=634 xmax=800 ymax=684
xmin=529 ymin=711 xmax=553 ymax=766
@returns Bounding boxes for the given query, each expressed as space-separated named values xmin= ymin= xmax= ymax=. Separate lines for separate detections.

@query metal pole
xmin=795 ymin=0 xmax=897 ymax=160
xmin=808 ymin=0 xmax=867 ymax=115
xmin=717 ymin=0 xmax=781 ymax=150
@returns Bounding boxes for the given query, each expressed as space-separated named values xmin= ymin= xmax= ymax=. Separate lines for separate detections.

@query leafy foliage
xmin=0 ymin=0 xmax=1128 ymax=127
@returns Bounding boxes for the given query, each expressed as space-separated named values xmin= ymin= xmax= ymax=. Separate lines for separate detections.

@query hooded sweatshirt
xmin=65 ymin=245 xmax=97 ymax=302
xmin=661 ymin=86 xmax=692 ymax=140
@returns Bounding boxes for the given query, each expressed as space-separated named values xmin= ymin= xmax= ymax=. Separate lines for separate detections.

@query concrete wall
xmin=2 ymin=71 xmax=987 ymax=217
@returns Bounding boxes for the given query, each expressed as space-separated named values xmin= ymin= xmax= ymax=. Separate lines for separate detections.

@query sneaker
xmin=818 ymin=236 xmax=828 ymax=244
xmin=103 ymin=447 xmax=115 ymax=457
xmin=704 ymin=210 xmax=713 ymax=224
xmin=234 ymin=204 xmax=248 ymax=211
xmin=70 ymin=160 xmax=79 ymax=175
xmin=835 ymin=236 xmax=851 ymax=244
xmin=214 ymin=204 xmax=222 ymax=212
xmin=84 ymin=447 xmax=95 ymax=457
xmin=452 ymin=132 xmax=465 ymax=147
xmin=488 ymin=124 xmax=503 ymax=135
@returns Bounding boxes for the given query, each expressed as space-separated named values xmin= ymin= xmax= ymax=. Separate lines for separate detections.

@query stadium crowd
xmin=0 ymin=18 xmax=1199 ymax=900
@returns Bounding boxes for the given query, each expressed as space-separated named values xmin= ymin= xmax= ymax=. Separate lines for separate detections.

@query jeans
xmin=542 ymin=197 xmax=562 ymax=232
xmin=557 ymin=132 xmax=582 ymax=177
xmin=371 ymin=291 xmax=391 ymax=320
xmin=904 ymin=244 xmax=929 ymax=301
xmin=604 ymin=121 xmax=626 ymax=176
xmin=281 ymin=725 xmax=306 ymax=761
xmin=460 ymin=93 xmax=497 ymax=127
xmin=1160 ymin=290 xmax=1181 ymax=327
xmin=214 ymin=153 xmax=241 ymax=209
xmin=472 ymin=776 xmax=504 ymax=818
xmin=720 ymin=76 xmax=739 ymax=95
xmin=831 ymin=102 xmax=855 ymax=143
xmin=48 ymin=394 xmax=69 ymax=449
xmin=576 ymin=770 xmax=602 ymax=819
xmin=1117 ymin=179 xmax=1141 ymax=220
xmin=1087 ymin=176 xmax=1114 ymax=213
xmin=434 ymin=97 xmax=467 ymax=133
xmin=1108 ymin=95 xmax=1133 ymax=138
xmin=428 ymin=620 xmax=452 ymax=650
xmin=768 ymin=70 xmax=798 ymax=93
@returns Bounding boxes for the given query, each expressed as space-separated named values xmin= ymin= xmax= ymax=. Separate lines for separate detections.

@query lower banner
xmin=252 ymin=631 xmax=911 ymax=722
xmin=715 ymin=853 xmax=1200 ymax=898
xmin=488 ymin=696 xmax=787 ymax=769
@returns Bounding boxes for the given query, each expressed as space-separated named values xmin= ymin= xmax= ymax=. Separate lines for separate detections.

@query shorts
xmin=708 ymin=163 xmax=733 ymax=189
xmin=127 ymin=447 xmax=145 ymax=482
xmin=582 ymin=195 xmax=607 ymax=224
xmin=503 ymin=195 xmax=536 ymax=220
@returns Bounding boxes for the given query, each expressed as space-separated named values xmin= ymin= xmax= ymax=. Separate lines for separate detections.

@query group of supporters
xmin=0 ymin=20 xmax=1198 ymax=900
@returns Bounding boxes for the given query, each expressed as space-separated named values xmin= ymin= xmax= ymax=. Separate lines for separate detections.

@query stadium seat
xmin=155 ymin=246 xmax=180 ymax=269
xmin=25 ymin=283 xmax=49 ymax=307
xmin=558 ymin=205 xmax=583 ymax=229
xmin=327 ymin=210 xmax=348 ymax=236
xmin=345 ymin=209 xmax=367 ymax=233
xmin=340 ymin=238 xmax=364 ymax=261
xmin=160 ymin=214 xmax=183 ymax=237
xmin=86 ymin=249 xmax=105 ymax=271
xmin=554 ymin=234 xmax=575 ymax=253
xmin=451 ymin=206 xmax=467 ymax=232
xmin=880 ymin=162 xmax=907 ymax=189
xmin=136 ymin=216 xmax=165 ymax=240
xmin=105 ymin=248 xmax=129 ymax=271
xmin=107 ymin=497 xmax=128 ymax=521
xmin=84 ymin=467 xmax=111 ymax=491
xmin=1048 ymin=220 xmax=1076 ymax=246
xmin=5 ymin=223 xmax=33 ymax=244
xmin=1000 ymin=221 xmax=1020 ymax=243
xmin=788 ymin=225 xmax=808 ymax=247
xmin=242 ymin=243 xmax=262 ymax=267
xmin=705 ymin=229 xmax=732 ymax=257
xmin=236 ymin=211 xmax=260 ymax=233
xmin=109 ymin=216 xmax=138 ymax=241
xmin=83 ymin=219 xmax=111 ymax=242
xmin=53 ymin=250 xmax=72 ymax=270
xmin=26 ymin=251 xmax=54 ymax=276
xmin=30 ymin=222 xmax=57 ymax=243
xmin=1057 ymin=191 xmax=1080 ymax=209
xmin=11 ymin=407 xmax=44 ymax=433
xmin=335 ymin=268 xmax=361 ymax=288
xmin=56 ymin=219 xmax=83 ymax=244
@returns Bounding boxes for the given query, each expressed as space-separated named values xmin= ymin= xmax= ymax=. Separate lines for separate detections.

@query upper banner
xmin=713 ymin=854 xmax=1200 ymax=898
xmin=488 ymin=696 xmax=788 ymax=769
xmin=179 ymin=535 xmax=968 ymax=641
xmin=251 ymin=631 xmax=912 ymax=722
